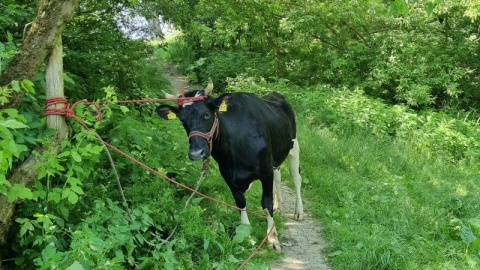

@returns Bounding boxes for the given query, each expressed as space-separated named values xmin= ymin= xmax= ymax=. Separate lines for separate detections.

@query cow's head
xmin=156 ymin=81 xmax=219 ymax=160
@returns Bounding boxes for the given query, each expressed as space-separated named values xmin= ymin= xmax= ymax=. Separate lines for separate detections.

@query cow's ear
xmin=156 ymin=105 xmax=178 ymax=120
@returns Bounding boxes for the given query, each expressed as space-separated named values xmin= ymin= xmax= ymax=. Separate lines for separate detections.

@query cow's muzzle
xmin=189 ymin=148 xmax=206 ymax=160
xmin=187 ymin=113 xmax=219 ymax=159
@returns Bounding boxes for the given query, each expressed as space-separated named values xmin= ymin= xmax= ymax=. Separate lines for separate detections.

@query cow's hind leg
xmin=260 ymin=171 xmax=281 ymax=252
xmin=288 ymin=138 xmax=304 ymax=220
xmin=273 ymin=167 xmax=282 ymax=213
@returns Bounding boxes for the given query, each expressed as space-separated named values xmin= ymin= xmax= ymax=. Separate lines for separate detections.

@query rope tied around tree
xmin=44 ymin=97 xmax=102 ymax=122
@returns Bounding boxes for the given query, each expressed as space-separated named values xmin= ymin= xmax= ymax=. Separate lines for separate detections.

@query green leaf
xmin=468 ymin=218 xmax=480 ymax=235
xmin=58 ymin=151 xmax=71 ymax=158
xmin=11 ymin=81 xmax=20 ymax=92
xmin=62 ymin=188 xmax=71 ymax=199
xmin=64 ymin=73 xmax=76 ymax=86
xmin=390 ymin=0 xmax=409 ymax=16
xmin=460 ymin=226 xmax=476 ymax=245
xmin=424 ymin=2 xmax=435 ymax=15
xmin=0 ymin=119 xmax=28 ymax=129
xmin=232 ymin=224 xmax=251 ymax=244
xmin=71 ymin=151 xmax=82 ymax=162
xmin=192 ymin=197 xmax=204 ymax=204
xmin=203 ymin=238 xmax=210 ymax=251
xmin=228 ymin=255 xmax=240 ymax=263
xmin=90 ymin=145 xmax=104 ymax=154
xmin=7 ymin=31 xmax=13 ymax=42
xmin=328 ymin=250 xmax=344 ymax=257
xmin=21 ymin=79 xmax=35 ymax=94
xmin=9 ymin=184 xmax=33 ymax=201
xmin=47 ymin=192 xmax=61 ymax=203
xmin=19 ymin=220 xmax=34 ymax=237
xmin=66 ymin=261 xmax=85 ymax=270
xmin=0 ymin=175 xmax=12 ymax=188
xmin=1 ymin=109 xmax=19 ymax=118
xmin=120 ymin=105 xmax=130 ymax=114
xmin=70 ymin=185 xmax=84 ymax=195
xmin=68 ymin=192 xmax=79 ymax=204
xmin=115 ymin=250 xmax=125 ymax=262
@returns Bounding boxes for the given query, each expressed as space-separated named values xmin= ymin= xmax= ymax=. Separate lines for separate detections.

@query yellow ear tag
xmin=167 ymin=111 xmax=177 ymax=120
xmin=219 ymin=100 xmax=228 ymax=112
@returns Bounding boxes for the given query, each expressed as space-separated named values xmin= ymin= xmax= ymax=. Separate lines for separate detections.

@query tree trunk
xmin=0 ymin=0 xmax=80 ymax=109
xmin=0 ymin=0 xmax=77 ymax=266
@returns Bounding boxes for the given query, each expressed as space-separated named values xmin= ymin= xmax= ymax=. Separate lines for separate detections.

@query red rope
xmin=44 ymin=96 xmax=273 ymax=267
xmin=44 ymin=97 xmax=102 ymax=122
xmin=176 ymin=86 xmax=207 ymax=106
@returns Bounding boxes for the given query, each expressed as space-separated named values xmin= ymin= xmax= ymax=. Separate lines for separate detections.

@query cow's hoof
xmin=294 ymin=213 xmax=304 ymax=221
xmin=269 ymin=241 xmax=282 ymax=252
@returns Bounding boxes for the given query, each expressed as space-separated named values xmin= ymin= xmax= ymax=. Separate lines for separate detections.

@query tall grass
xmin=290 ymin=94 xmax=480 ymax=269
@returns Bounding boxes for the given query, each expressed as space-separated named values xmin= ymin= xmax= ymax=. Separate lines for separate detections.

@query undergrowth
xmin=5 ymin=86 xmax=276 ymax=269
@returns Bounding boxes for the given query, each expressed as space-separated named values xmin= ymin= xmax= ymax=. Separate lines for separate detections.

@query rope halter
xmin=187 ymin=112 xmax=219 ymax=155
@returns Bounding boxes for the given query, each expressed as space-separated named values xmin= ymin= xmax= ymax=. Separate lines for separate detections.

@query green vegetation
xmin=3 ymin=0 xmax=480 ymax=269
xmin=233 ymin=78 xmax=480 ymax=269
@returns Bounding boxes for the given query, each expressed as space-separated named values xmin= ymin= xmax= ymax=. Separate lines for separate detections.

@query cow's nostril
xmin=189 ymin=149 xmax=205 ymax=160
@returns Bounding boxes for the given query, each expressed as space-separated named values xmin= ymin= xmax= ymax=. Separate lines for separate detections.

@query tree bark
xmin=0 ymin=0 xmax=80 ymax=109
xmin=0 ymin=0 xmax=77 ymax=266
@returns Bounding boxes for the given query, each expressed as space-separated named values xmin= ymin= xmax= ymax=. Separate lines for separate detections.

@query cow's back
xmin=214 ymin=92 xmax=296 ymax=169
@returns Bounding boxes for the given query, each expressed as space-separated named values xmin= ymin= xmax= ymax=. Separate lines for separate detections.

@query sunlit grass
xmin=295 ymin=116 xmax=480 ymax=269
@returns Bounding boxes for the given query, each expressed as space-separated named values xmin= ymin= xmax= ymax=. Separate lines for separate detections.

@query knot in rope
xmin=176 ymin=95 xmax=207 ymax=106
xmin=175 ymin=86 xmax=208 ymax=106
xmin=44 ymin=98 xmax=101 ymax=123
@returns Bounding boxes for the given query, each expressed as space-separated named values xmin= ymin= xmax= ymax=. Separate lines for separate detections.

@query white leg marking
xmin=273 ymin=168 xmax=282 ymax=212
xmin=240 ymin=208 xmax=250 ymax=225
xmin=288 ymin=138 xmax=304 ymax=220
xmin=265 ymin=209 xmax=281 ymax=252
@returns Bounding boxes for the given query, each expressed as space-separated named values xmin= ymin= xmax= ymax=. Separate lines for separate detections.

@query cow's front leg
xmin=231 ymin=189 xmax=250 ymax=225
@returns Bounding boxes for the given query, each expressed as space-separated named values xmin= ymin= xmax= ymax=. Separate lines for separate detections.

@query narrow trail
xmin=270 ymin=183 xmax=329 ymax=270
xmin=160 ymin=63 xmax=330 ymax=270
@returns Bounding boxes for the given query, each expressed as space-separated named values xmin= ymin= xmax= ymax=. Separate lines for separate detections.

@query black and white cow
xmin=155 ymin=82 xmax=303 ymax=251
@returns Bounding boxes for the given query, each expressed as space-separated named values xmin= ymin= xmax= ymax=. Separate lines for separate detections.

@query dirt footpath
xmin=269 ymin=183 xmax=330 ymax=270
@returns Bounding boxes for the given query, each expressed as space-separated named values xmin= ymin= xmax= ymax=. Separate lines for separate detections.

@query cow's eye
xmin=204 ymin=111 xmax=211 ymax=119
